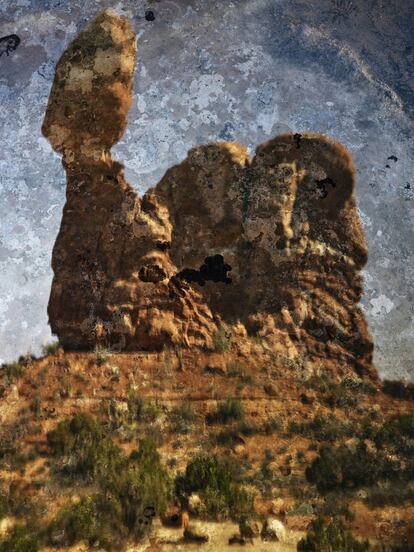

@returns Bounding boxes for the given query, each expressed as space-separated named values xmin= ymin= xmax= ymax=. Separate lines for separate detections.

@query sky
xmin=0 ymin=0 xmax=413 ymax=380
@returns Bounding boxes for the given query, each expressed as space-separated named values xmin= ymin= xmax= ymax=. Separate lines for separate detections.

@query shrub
xmin=30 ymin=393 xmax=42 ymax=419
xmin=297 ymin=516 xmax=370 ymax=551
xmin=7 ymin=487 xmax=46 ymax=524
xmin=208 ymin=399 xmax=245 ymax=424
xmin=305 ymin=374 xmax=335 ymax=394
xmin=215 ymin=420 xmax=259 ymax=446
xmin=263 ymin=416 xmax=282 ymax=434
xmin=95 ymin=345 xmax=112 ymax=366
xmin=315 ymin=494 xmax=355 ymax=520
xmin=367 ymin=481 xmax=414 ymax=507
xmin=114 ymin=438 xmax=172 ymax=532
xmin=326 ymin=386 xmax=358 ymax=408
xmin=126 ymin=390 xmax=144 ymax=422
xmin=169 ymin=403 xmax=196 ymax=434
xmin=340 ymin=375 xmax=377 ymax=396
xmin=200 ymin=485 xmax=229 ymax=518
xmin=305 ymin=443 xmax=397 ymax=493
xmin=48 ymin=426 xmax=171 ymax=547
xmin=141 ymin=401 xmax=161 ymax=422
xmin=47 ymin=412 xmax=123 ymax=482
xmin=18 ymin=354 xmax=35 ymax=366
xmin=49 ymin=494 xmax=125 ymax=550
xmin=373 ymin=415 xmax=414 ymax=479
xmin=0 ymin=355 xmax=33 ymax=382
xmin=41 ymin=341 xmax=59 ymax=356
xmin=289 ymin=414 xmax=353 ymax=442
xmin=259 ymin=449 xmax=276 ymax=497
xmin=123 ymin=397 xmax=161 ymax=424
xmin=227 ymin=362 xmax=254 ymax=383
xmin=0 ymin=493 xmax=7 ymax=521
xmin=1 ymin=361 xmax=25 ymax=381
xmin=213 ymin=325 xmax=232 ymax=353
xmin=0 ymin=524 xmax=39 ymax=552
xmin=0 ymin=421 xmax=28 ymax=467
xmin=305 ymin=374 xmax=375 ymax=408
xmin=382 ymin=380 xmax=414 ymax=401
xmin=374 ymin=413 xmax=414 ymax=451
xmin=176 ymin=454 xmax=255 ymax=521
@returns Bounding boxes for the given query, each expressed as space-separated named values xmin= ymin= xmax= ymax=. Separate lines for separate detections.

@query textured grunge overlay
xmin=0 ymin=0 xmax=413 ymax=380
xmin=42 ymin=11 xmax=375 ymax=381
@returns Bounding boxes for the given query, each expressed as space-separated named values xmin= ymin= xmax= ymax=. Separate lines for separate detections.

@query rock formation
xmin=42 ymin=11 xmax=375 ymax=378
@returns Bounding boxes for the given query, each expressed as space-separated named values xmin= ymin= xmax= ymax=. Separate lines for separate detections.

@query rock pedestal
xmin=43 ymin=11 xmax=375 ymax=379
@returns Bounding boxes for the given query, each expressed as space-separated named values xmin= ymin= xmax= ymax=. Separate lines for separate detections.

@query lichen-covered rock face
xmin=43 ymin=11 xmax=375 ymax=379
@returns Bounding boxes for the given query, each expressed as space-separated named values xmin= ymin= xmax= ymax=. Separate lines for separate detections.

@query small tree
xmin=0 ymin=525 xmax=39 ymax=552
xmin=297 ymin=517 xmax=369 ymax=551
xmin=176 ymin=454 xmax=254 ymax=521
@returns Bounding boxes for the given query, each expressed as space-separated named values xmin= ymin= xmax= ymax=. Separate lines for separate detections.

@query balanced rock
xmin=43 ymin=11 xmax=376 ymax=379
xmin=42 ymin=11 xmax=216 ymax=352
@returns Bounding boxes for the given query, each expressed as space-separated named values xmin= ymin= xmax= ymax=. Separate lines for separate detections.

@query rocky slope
xmin=42 ymin=10 xmax=374 ymax=379
xmin=0 ymin=347 xmax=413 ymax=551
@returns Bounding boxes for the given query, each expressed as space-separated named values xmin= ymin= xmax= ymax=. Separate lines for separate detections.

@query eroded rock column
xmin=43 ymin=11 xmax=217 ymax=351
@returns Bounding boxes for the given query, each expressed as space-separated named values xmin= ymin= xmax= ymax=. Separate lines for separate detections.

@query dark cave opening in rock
xmin=176 ymin=254 xmax=232 ymax=286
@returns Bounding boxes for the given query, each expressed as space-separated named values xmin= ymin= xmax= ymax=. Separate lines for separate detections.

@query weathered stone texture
xmin=42 ymin=11 xmax=375 ymax=378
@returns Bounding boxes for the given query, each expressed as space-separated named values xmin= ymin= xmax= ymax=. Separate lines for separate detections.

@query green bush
xmin=305 ymin=443 xmax=397 ymax=493
xmin=111 ymin=438 xmax=172 ymax=533
xmin=48 ymin=415 xmax=172 ymax=547
xmin=7 ymin=487 xmax=46 ymax=525
xmin=227 ymin=362 xmax=254 ymax=383
xmin=315 ymin=494 xmax=355 ymax=520
xmin=0 ymin=355 xmax=33 ymax=382
xmin=49 ymin=494 xmax=125 ymax=550
xmin=340 ymin=375 xmax=377 ymax=396
xmin=30 ymin=394 xmax=42 ymax=419
xmin=374 ymin=413 xmax=414 ymax=452
xmin=47 ymin=412 xmax=123 ymax=482
xmin=125 ymin=393 xmax=161 ymax=424
xmin=126 ymin=390 xmax=144 ymax=422
xmin=41 ymin=341 xmax=59 ymax=356
xmin=382 ymin=380 xmax=414 ymax=401
xmin=2 ymin=362 xmax=25 ymax=381
xmin=297 ymin=516 xmax=370 ymax=551
xmin=0 ymin=492 xmax=8 ymax=520
xmin=215 ymin=420 xmax=259 ymax=446
xmin=140 ymin=401 xmax=161 ymax=423
xmin=0 ymin=525 xmax=39 ymax=552
xmin=176 ymin=454 xmax=254 ymax=521
xmin=366 ymin=481 xmax=414 ymax=507
xmin=289 ymin=414 xmax=353 ymax=442
xmin=213 ymin=326 xmax=232 ymax=353
xmin=169 ymin=403 xmax=196 ymax=434
xmin=95 ymin=345 xmax=112 ymax=366
xmin=208 ymin=399 xmax=245 ymax=424
xmin=0 ymin=421 xmax=28 ymax=467
xmin=305 ymin=375 xmax=375 ymax=408
xmin=263 ymin=416 xmax=282 ymax=434
xmin=305 ymin=374 xmax=335 ymax=394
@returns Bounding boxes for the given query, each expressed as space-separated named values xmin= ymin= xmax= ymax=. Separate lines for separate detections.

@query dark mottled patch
xmin=314 ymin=177 xmax=336 ymax=198
xmin=0 ymin=34 xmax=20 ymax=57
xmin=294 ymin=133 xmax=302 ymax=149
xmin=177 ymin=254 xmax=232 ymax=286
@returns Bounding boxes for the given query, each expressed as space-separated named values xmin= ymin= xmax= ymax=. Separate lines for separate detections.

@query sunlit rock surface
xmin=42 ymin=11 xmax=375 ymax=379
